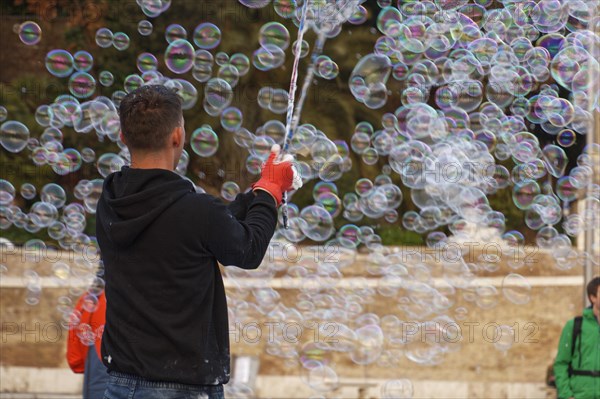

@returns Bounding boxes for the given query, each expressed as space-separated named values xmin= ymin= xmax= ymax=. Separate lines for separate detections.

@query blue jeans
xmin=102 ymin=371 xmax=225 ymax=399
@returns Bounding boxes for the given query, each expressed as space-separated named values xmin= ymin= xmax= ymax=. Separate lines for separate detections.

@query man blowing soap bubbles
xmin=96 ymin=85 xmax=302 ymax=399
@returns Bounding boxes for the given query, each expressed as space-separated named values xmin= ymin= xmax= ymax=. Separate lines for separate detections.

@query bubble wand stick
xmin=281 ymin=0 xmax=310 ymax=229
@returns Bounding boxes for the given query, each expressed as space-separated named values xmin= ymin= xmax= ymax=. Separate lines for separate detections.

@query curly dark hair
xmin=118 ymin=85 xmax=182 ymax=151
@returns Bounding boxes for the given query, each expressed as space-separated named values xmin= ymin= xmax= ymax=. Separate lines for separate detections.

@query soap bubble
xmin=18 ymin=21 xmax=42 ymax=45
xmin=20 ymin=183 xmax=36 ymax=200
xmin=557 ymin=129 xmax=576 ymax=147
xmin=193 ymin=23 xmax=221 ymax=49
xmin=350 ymin=324 xmax=384 ymax=365
xmin=259 ymin=22 xmax=290 ymax=50
xmin=493 ymin=325 xmax=516 ymax=352
xmin=191 ymin=126 xmax=219 ymax=157
xmin=97 ymin=153 xmax=126 ymax=178
xmin=205 ymin=78 xmax=233 ymax=110
xmin=68 ymin=72 xmax=96 ymax=99
xmin=220 ymin=107 xmax=243 ymax=132
xmin=99 ymin=71 xmax=114 ymax=87
xmin=0 ymin=121 xmax=30 ymax=153
xmin=73 ymin=50 xmax=93 ymax=72
xmin=113 ymin=32 xmax=130 ymax=51
xmin=381 ymin=379 xmax=413 ymax=399
xmin=239 ymin=0 xmax=271 ymax=8
xmin=0 ymin=180 xmax=16 ymax=205
xmin=502 ymin=273 xmax=531 ymax=305
xmin=138 ymin=20 xmax=153 ymax=36
xmin=40 ymin=183 xmax=66 ymax=209
xmin=137 ymin=52 xmax=158 ymax=72
xmin=556 ymin=176 xmax=579 ymax=202
xmin=45 ymin=49 xmax=74 ymax=78
xmin=299 ymin=205 xmax=335 ymax=242
xmin=230 ymin=53 xmax=251 ymax=76
xmin=221 ymin=182 xmax=240 ymax=201
xmin=253 ymin=44 xmax=286 ymax=71
xmin=304 ymin=362 xmax=338 ymax=393
xmin=165 ymin=23 xmax=187 ymax=43
xmin=95 ymin=28 xmax=113 ymax=48
xmin=512 ymin=180 xmax=540 ymax=210
xmin=165 ymin=39 xmax=195 ymax=74
xmin=542 ymin=144 xmax=567 ymax=178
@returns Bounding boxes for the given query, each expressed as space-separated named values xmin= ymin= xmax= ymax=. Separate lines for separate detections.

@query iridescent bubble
xmin=113 ymin=32 xmax=130 ymax=51
xmin=68 ymin=72 xmax=96 ymax=99
xmin=512 ymin=180 xmax=540 ymax=210
xmin=0 ymin=106 xmax=6 ymax=122
xmin=138 ymin=20 xmax=153 ymax=36
xmin=221 ymin=182 xmax=240 ymax=201
xmin=239 ymin=0 xmax=271 ymax=8
xmin=299 ymin=205 xmax=335 ymax=242
xmin=81 ymin=147 xmax=95 ymax=163
xmin=41 ymin=183 xmax=66 ymax=208
xmin=230 ymin=53 xmax=251 ymax=76
xmin=191 ymin=126 xmax=219 ymax=157
xmin=351 ymin=324 xmax=384 ymax=365
xmin=193 ymin=22 xmax=221 ymax=49
xmin=537 ymin=33 xmax=565 ymax=58
xmin=252 ymin=44 xmax=285 ymax=71
xmin=45 ymin=49 xmax=74 ymax=78
xmin=139 ymin=0 xmax=163 ymax=17
xmin=215 ymin=52 xmax=229 ymax=67
xmin=18 ymin=21 xmax=42 ymax=45
xmin=165 ymin=39 xmax=195 ymax=74
xmin=95 ymin=28 xmax=113 ymax=48
xmin=291 ymin=39 xmax=310 ymax=58
xmin=137 ymin=52 xmax=158 ymax=72
xmin=502 ymin=273 xmax=531 ymax=305
xmin=20 ymin=183 xmax=36 ymax=200
xmin=99 ymin=71 xmax=114 ymax=87
xmin=220 ymin=107 xmax=243 ymax=132
xmin=337 ymin=224 xmax=361 ymax=248
xmin=307 ymin=363 xmax=339 ymax=393
xmin=165 ymin=23 xmax=187 ymax=43
xmin=556 ymin=176 xmax=578 ymax=202
xmin=541 ymin=144 xmax=567 ymax=178
xmin=123 ymin=74 xmax=144 ymax=93
xmin=315 ymin=56 xmax=339 ymax=80
xmin=316 ymin=192 xmax=342 ymax=218
xmin=264 ymin=117 xmax=292 ymax=143
xmin=0 ymin=180 xmax=16 ymax=205
xmin=73 ymin=50 xmax=93 ymax=72
xmin=216 ymin=64 xmax=240 ymax=87
xmin=0 ymin=121 xmax=30 ymax=153
xmin=381 ymin=379 xmax=413 ymax=399
xmin=268 ymin=89 xmax=288 ymax=114
xmin=205 ymin=78 xmax=233 ymax=109
xmin=259 ymin=22 xmax=290 ymax=50
xmin=557 ymin=129 xmax=576 ymax=147
xmin=97 ymin=153 xmax=125 ymax=178
xmin=192 ymin=65 xmax=212 ymax=83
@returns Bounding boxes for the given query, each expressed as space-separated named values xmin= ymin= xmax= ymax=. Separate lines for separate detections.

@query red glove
xmin=252 ymin=145 xmax=302 ymax=206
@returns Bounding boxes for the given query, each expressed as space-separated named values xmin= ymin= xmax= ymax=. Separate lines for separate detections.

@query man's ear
xmin=119 ymin=131 xmax=126 ymax=145
xmin=172 ymin=126 xmax=183 ymax=148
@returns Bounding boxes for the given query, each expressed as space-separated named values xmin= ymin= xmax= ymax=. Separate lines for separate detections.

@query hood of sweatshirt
xmin=97 ymin=166 xmax=195 ymax=248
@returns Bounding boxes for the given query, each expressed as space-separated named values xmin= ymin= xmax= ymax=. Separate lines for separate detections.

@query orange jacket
xmin=66 ymin=292 xmax=106 ymax=373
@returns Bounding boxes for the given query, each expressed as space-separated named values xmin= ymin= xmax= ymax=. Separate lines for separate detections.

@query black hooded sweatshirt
xmin=96 ymin=165 xmax=277 ymax=385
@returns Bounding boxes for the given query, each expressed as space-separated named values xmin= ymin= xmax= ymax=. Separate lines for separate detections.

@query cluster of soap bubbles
xmin=2 ymin=0 xmax=600 ymax=397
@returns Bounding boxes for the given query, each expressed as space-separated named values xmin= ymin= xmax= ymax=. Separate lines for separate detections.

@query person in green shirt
xmin=554 ymin=276 xmax=600 ymax=399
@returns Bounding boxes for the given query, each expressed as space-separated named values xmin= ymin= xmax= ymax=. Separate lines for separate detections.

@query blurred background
xmin=1 ymin=0 xmax=599 ymax=398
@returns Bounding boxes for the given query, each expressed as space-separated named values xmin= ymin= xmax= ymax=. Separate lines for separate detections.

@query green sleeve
xmin=554 ymin=319 xmax=574 ymax=399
